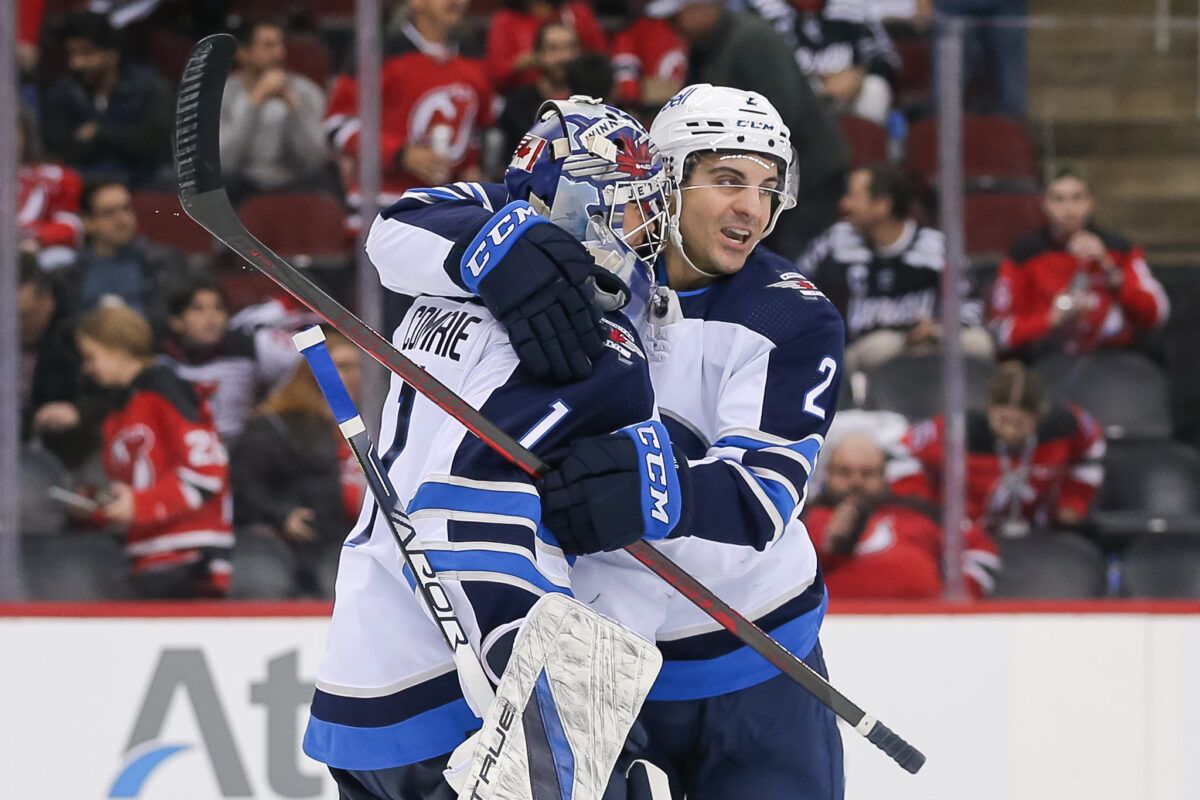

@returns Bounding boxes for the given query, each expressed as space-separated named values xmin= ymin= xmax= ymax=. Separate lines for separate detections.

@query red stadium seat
xmin=893 ymin=36 xmax=932 ymax=111
xmin=963 ymin=192 xmax=1044 ymax=258
xmin=908 ymin=114 xmax=1039 ymax=191
xmin=234 ymin=192 xmax=351 ymax=268
xmin=838 ymin=115 xmax=889 ymax=171
xmin=285 ymin=33 xmax=332 ymax=89
xmin=149 ymin=29 xmax=193 ymax=85
xmin=131 ymin=191 xmax=215 ymax=257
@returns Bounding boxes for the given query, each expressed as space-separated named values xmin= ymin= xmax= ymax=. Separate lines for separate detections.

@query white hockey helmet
xmin=649 ymin=84 xmax=799 ymax=237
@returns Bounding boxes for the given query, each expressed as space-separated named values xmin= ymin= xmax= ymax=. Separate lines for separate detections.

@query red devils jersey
xmin=99 ymin=366 xmax=233 ymax=578
xmin=18 ymin=163 xmax=83 ymax=249
xmin=324 ymin=24 xmax=493 ymax=202
xmin=989 ymin=226 xmax=1169 ymax=356
xmin=486 ymin=3 xmax=608 ymax=90
xmin=890 ymin=404 xmax=1106 ymax=533
xmin=612 ymin=18 xmax=687 ymax=106
xmin=806 ymin=501 xmax=999 ymax=599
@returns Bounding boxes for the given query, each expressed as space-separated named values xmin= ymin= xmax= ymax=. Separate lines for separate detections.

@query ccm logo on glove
xmin=636 ymin=423 xmax=671 ymax=524
xmin=462 ymin=201 xmax=550 ymax=285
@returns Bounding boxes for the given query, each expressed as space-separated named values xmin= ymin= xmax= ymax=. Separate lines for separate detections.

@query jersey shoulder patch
xmin=599 ymin=315 xmax=647 ymax=364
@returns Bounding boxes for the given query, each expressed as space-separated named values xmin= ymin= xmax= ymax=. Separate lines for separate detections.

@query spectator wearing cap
xmin=889 ymin=361 xmax=1106 ymax=538
xmin=805 ymin=432 xmax=1000 ymax=599
xmin=988 ymin=164 xmax=1170 ymax=360
xmin=647 ymin=0 xmax=848 ymax=258
xmin=800 ymin=162 xmax=994 ymax=372
xmin=42 ymin=11 xmax=173 ymax=187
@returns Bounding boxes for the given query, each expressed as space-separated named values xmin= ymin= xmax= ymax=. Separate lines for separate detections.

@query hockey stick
xmin=175 ymin=33 xmax=925 ymax=774
xmin=292 ymin=327 xmax=495 ymax=719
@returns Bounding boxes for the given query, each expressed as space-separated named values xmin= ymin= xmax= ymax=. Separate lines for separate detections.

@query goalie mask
xmin=505 ymin=97 xmax=671 ymax=314
xmin=650 ymin=84 xmax=799 ymax=242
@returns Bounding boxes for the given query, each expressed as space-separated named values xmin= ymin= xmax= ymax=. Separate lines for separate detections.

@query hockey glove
xmin=456 ymin=200 xmax=607 ymax=383
xmin=540 ymin=420 xmax=691 ymax=556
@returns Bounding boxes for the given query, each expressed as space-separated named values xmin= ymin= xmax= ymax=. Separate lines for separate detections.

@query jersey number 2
xmin=802 ymin=357 xmax=838 ymax=420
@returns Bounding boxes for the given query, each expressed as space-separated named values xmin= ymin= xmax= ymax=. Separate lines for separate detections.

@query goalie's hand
xmin=540 ymin=421 xmax=691 ymax=556
xmin=457 ymin=202 xmax=607 ymax=383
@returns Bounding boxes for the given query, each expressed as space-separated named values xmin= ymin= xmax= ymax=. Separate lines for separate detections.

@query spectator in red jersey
xmin=988 ymin=164 xmax=1170 ymax=359
xmin=486 ymin=0 xmax=607 ymax=92
xmin=74 ymin=305 xmax=233 ymax=599
xmin=611 ymin=15 xmax=687 ymax=111
xmin=890 ymin=361 xmax=1106 ymax=538
xmin=18 ymin=103 xmax=83 ymax=270
xmin=324 ymin=0 xmax=494 ymax=209
xmin=230 ymin=328 xmax=365 ymax=597
xmin=806 ymin=432 xmax=999 ymax=599
xmin=490 ymin=22 xmax=580 ymax=174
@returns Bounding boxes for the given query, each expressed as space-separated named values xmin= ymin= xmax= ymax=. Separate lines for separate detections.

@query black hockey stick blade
xmin=173 ymin=34 xmax=925 ymax=774
xmin=174 ymin=34 xmax=544 ymax=478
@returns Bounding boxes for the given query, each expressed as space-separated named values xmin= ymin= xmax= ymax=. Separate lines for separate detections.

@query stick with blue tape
xmin=293 ymin=326 xmax=495 ymax=718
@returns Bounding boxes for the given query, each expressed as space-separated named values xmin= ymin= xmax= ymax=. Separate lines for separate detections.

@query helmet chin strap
xmin=667 ymin=189 xmax=722 ymax=280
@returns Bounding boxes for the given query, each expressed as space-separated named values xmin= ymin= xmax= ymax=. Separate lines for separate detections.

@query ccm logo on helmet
xmin=636 ymin=424 xmax=671 ymax=523
xmin=464 ymin=204 xmax=544 ymax=279
xmin=737 ymin=120 xmax=775 ymax=131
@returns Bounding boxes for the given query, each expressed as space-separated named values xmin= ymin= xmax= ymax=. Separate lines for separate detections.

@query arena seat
xmin=862 ymin=353 xmax=993 ymax=420
xmin=1095 ymin=440 xmax=1200 ymax=517
xmin=1033 ymin=351 xmax=1172 ymax=439
xmin=234 ymin=192 xmax=351 ymax=270
xmin=19 ymin=446 xmax=71 ymax=537
xmin=908 ymin=114 xmax=1039 ymax=191
xmin=963 ymin=192 xmax=1044 ymax=260
xmin=839 ymin=115 xmax=888 ymax=171
xmin=20 ymin=532 xmax=133 ymax=601
xmin=285 ymin=33 xmax=332 ymax=88
xmin=229 ymin=529 xmax=299 ymax=600
xmin=892 ymin=36 xmax=932 ymax=112
xmin=1120 ymin=534 xmax=1200 ymax=598
xmin=992 ymin=532 xmax=1107 ymax=599
xmin=131 ymin=191 xmax=216 ymax=257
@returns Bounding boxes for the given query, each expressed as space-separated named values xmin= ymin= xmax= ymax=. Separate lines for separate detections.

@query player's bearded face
xmin=677 ymin=153 xmax=781 ymax=277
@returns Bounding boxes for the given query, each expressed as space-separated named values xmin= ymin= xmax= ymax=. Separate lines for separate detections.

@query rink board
xmin=1 ymin=601 xmax=1198 ymax=800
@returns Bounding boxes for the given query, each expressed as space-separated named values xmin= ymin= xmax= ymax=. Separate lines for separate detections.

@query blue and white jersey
xmin=302 ymin=187 xmax=657 ymax=771
xmin=371 ymin=182 xmax=846 ymax=703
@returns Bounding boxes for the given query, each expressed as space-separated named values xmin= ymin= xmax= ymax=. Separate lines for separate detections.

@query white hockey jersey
xmin=302 ymin=193 xmax=659 ymax=771
xmin=373 ymin=183 xmax=847 ymax=704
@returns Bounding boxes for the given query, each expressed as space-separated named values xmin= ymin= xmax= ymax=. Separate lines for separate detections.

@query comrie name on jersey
xmin=401 ymin=304 xmax=482 ymax=362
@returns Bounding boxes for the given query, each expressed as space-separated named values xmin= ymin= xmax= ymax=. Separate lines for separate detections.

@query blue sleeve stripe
xmin=424 ymin=549 xmax=569 ymax=593
xmin=303 ymin=698 xmax=478 ymax=770
xmin=409 ymin=482 xmax=541 ymax=527
xmin=742 ymin=448 xmax=812 ymax=496
xmin=647 ymin=588 xmax=828 ymax=701
xmin=735 ymin=463 xmax=797 ymax=525
xmin=712 ymin=433 xmax=823 ymax=472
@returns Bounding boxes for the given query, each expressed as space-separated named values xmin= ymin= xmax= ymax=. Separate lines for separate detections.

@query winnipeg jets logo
xmin=767 ymin=271 xmax=826 ymax=299
xmin=600 ymin=319 xmax=645 ymax=363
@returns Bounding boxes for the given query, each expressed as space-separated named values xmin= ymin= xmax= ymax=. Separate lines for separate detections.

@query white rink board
xmin=1 ymin=611 xmax=1198 ymax=799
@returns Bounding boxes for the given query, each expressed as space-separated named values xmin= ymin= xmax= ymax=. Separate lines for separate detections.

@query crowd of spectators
xmin=12 ymin=0 xmax=1196 ymax=602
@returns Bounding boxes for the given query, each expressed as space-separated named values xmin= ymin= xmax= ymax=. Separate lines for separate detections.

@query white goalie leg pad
xmin=454 ymin=593 xmax=662 ymax=800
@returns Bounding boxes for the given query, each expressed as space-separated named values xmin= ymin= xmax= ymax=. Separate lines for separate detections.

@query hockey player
xmin=375 ymin=85 xmax=848 ymax=799
xmin=302 ymin=99 xmax=688 ymax=799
